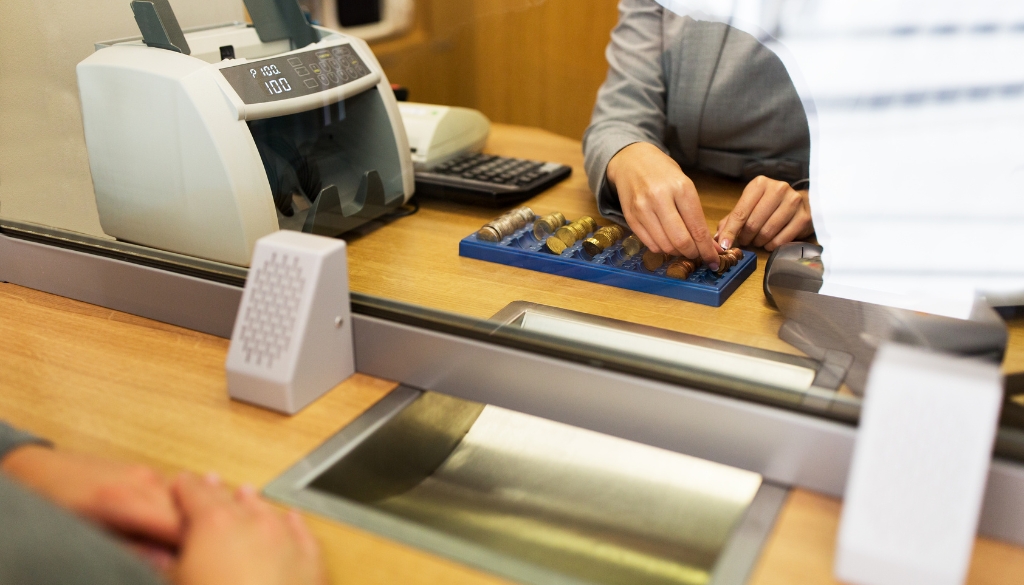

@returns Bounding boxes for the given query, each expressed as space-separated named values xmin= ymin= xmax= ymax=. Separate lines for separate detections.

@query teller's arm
xmin=583 ymin=0 xmax=669 ymax=223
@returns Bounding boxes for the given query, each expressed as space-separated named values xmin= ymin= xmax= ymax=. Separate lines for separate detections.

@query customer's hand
xmin=173 ymin=473 xmax=328 ymax=585
xmin=1 ymin=445 xmax=181 ymax=561
xmin=607 ymin=142 xmax=722 ymax=269
xmin=716 ymin=175 xmax=814 ymax=252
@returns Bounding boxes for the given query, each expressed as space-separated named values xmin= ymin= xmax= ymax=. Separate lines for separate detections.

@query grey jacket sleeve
xmin=0 ymin=422 xmax=51 ymax=461
xmin=0 ymin=476 xmax=165 ymax=585
xmin=582 ymin=0 xmax=669 ymax=222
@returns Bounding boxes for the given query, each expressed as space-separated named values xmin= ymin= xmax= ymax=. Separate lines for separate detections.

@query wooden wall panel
xmin=372 ymin=0 xmax=621 ymax=140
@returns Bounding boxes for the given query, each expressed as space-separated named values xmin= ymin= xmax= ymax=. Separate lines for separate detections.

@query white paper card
xmin=835 ymin=343 xmax=1002 ymax=585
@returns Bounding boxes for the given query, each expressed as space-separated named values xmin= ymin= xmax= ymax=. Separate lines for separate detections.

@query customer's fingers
xmin=174 ymin=472 xmax=232 ymax=519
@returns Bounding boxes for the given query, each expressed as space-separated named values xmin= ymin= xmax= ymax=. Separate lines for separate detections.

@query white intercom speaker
xmin=226 ymin=231 xmax=355 ymax=414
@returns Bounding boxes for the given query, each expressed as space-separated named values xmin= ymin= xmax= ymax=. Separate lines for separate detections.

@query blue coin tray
xmin=459 ymin=223 xmax=756 ymax=307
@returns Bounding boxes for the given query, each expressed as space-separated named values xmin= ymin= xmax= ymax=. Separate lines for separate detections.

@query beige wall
xmin=0 ymin=1 xmax=245 ymax=237
xmin=373 ymin=0 xmax=621 ymax=141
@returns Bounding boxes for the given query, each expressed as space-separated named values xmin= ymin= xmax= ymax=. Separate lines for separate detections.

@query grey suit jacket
xmin=583 ymin=0 xmax=810 ymax=222
xmin=0 ymin=422 xmax=163 ymax=585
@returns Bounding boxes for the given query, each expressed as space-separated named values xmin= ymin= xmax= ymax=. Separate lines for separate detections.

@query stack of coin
xmin=546 ymin=216 xmax=597 ymax=254
xmin=714 ymin=248 xmax=744 ymax=275
xmin=532 ymin=212 xmax=566 ymax=240
xmin=621 ymin=234 xmax=643 ymax=258
xmin=477 ymin=207 xmax=535 ymax=242
xmin=666 ymin=258 xmax=701 ymax=280
xmin=642 ymin=251 xmax=669 ymax=271
xmin=582 ymin=224 xmax=627 ymax=256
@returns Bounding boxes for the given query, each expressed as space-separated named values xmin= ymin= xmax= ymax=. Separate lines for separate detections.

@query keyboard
xmin=413 ymin=153 xmax=572 ymax=207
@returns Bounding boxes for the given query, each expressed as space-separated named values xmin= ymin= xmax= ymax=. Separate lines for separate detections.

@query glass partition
xmin=2 ymin=0 xmax=1022 ymax=460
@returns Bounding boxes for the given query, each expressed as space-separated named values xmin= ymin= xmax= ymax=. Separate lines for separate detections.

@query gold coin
xmin=555 ymin=226 xmax=577 ymax=246
xmin=622 ymin=235 xmax=642 ymax=257
xmin=582 ymin=238 xmax=602 ymax=256
xmin=546 ymin=236 xmax=568 ymax=254
xmin=593 ymin=232 xmax=613 ymax=248
xmin=642 ymin=251 xmax=667 ymax=271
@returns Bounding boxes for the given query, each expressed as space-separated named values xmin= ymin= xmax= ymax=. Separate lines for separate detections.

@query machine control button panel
xmin=220 ymin=44 xmax=372 ymax=105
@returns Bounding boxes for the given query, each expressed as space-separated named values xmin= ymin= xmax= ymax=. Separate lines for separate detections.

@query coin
xmin=512 ymin=207 xmax=535 ymax=224
xmin=715 ymin=255 xmax=731 ymax=275
xmin=642 ymin=251 xmax=668 ymax=271
xmin=532 ymin=212 xmax=565 ymax=239
xmin=622 ymin=235 xmax=643 ymax=257
xmin=666 ymin=260 xmax=691 ymax=280
xmin=477 ymin=226 xmax=500 ymax=242
xmin=546 ymin=236 xmax=568 ymax=254
xmin=728 ymin=247 xmax=744 ymax=260
xmin=555 ymin=225 xmax=577 ymax=246
xmin=532 ymin=217 xmax=556 ymax=239
xmin=582 ymin=237 xmax=603 ymax=256
xmin=593 ymin=232 xmax=613 ymax=248
xmin=578 ymin=216 xmax=597 ymax=233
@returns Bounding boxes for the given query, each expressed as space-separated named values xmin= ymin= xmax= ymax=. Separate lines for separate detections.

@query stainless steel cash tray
xmin=265 ymin=386 xmax=788 ymax=585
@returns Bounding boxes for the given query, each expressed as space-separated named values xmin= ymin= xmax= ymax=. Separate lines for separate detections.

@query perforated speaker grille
xmin=237 ymin=252 xmax=306 ymax=369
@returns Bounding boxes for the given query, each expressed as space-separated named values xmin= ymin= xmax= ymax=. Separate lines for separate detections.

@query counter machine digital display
xmin=220 ymin=44 xmax=372 ymax=105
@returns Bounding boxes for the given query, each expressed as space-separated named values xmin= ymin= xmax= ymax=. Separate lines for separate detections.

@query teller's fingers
xmin=621 ymin=205 xmax=656 ymax=254
xmin=753 ymin=189 xmax=803 ymax=247
xmin=632 ymin=201 xmax=676 ymax=254
xmin=718 ymin=177 xmax=768 ymax=251
xmin=673 ymin=190 xmax=719 ymax=269
xmin=765 ymin=209 xmax=813 ymax=251
xmin=737 ymin=180 xmax=788 ymax=246
xmin=653 ymin=199 xmax=698 ymax=258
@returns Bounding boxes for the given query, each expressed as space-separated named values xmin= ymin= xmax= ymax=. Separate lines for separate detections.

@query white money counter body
xmin=77 ymin=23 xmax=414 ymax=266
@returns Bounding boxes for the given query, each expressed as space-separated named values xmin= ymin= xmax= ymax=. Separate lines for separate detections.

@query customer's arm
xmin=0 ymin=422 xmax=167 ymax=585
xmin=1 ymin=421 xmax=328 ymax=585
xmin=583 ymin=0 xmax=720 ymax=266
xmin=1 ymin=428 xmax=181 ymax=555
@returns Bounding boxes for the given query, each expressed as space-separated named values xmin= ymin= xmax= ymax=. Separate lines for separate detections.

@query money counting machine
xmin=77 ymin=0 xmax=413 ymax=266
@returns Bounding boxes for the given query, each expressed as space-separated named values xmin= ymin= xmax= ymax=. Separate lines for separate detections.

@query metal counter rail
xmin=3 ymin=220 xmax=1024 ymax=547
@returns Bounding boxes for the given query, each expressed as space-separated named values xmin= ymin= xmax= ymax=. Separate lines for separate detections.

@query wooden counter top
xmin=1 ymin=123 xmax=1022 ymax=584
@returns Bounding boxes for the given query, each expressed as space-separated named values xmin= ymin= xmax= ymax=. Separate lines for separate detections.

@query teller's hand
xmin=716 ymin=175 xmax=814 ymax=252
xmin=606 ymin=142 xmax=722 ymax=269
xmin=1 ymin=445 xmax=181 ymax=569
